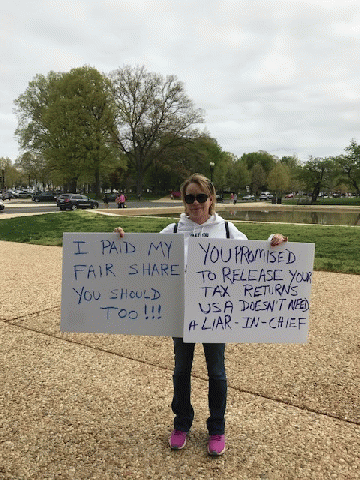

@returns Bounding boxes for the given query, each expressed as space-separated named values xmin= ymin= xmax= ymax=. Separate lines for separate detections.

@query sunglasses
xmin=184 ymin=193 xmax=209 ymax=204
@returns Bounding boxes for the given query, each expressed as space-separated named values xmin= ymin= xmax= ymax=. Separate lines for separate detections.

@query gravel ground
xmin=0 ymin=240 xmax=359 ymax=479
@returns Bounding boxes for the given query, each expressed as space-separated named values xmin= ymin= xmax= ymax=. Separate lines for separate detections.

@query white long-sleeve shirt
xmin=160 ymin=212 xmax=248 ymax=262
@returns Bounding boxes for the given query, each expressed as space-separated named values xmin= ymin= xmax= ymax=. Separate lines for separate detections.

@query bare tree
xmin=109 ymin=65 xmax=204 ymax=195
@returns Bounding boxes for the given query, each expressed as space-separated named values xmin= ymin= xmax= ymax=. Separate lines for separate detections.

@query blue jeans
xmin=171 ymin=337 xmax=227 ymax=435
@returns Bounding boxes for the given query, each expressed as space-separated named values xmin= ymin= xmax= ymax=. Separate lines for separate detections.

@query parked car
xmin=7 ymin=189 xmax=18 ymax=198
xmin=0 ymin=198 xmax=4 ymax=211
xmin=170 ymin=191 xmax=181 ymax=199
xmin=3 ymin=191 xmax=15 ymax=199
xmin=259 ymin=191 xmax=274 ymax=201
xmin=103 ymin=192 xmax=118 ymax=202
xmin=56 ymin=193 xmax=72 ymax=206
xmin=242 ymin=194 xmax=255 ymax=201
xmin=285 ymin=193 xmax=294 ymax=198
xmin=32 ymin=192 xmax=56 ymax=202
xmin=58 ymin=194 xmax=99 ymax=210
xmin=17 ymin=190 xmax=32 ymax=198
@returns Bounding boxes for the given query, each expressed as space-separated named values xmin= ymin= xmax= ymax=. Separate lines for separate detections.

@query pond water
xmin=155 ymin=208 xmax=360 ymax=226
xmin=217 ymin=208 xmax=360 ymax=226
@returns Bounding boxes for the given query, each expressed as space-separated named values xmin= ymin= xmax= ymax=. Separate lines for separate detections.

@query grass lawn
xmin=0 ymin=210 xmax=359 ymax=274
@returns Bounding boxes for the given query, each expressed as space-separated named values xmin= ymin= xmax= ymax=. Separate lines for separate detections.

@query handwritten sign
xmin=61 ymin=234 xmax=315 ymax=343
xmin=183 ymin=239 xmax=315 ymax=343
xmin=61 ymin=233 xmax=184 ymax=336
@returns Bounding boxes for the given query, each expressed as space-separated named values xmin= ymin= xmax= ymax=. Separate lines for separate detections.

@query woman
xmin=116 ymin=192 xmax=126 ymax=208
xmin=114 ymin=173 xmax=287 ymax=456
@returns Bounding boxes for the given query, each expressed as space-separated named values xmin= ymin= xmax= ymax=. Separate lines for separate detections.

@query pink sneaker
xmin=169 ymin=430 xmax=187 ymax=450
xmin=207 ymin=434 xmax=226 ymax=456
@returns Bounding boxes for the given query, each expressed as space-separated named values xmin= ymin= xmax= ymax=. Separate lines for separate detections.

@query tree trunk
xmin=136 ymin=155 xmax=144 ymax=197
xmin=311 ymin=183 xmax=321 ymax=203
xmin=94 ymin=163 xmax=100 ymax=197
xmin=69 ymin=177 xmax=78 ymax=193
xmin=93 ymin=145 xmax=101 ymax=197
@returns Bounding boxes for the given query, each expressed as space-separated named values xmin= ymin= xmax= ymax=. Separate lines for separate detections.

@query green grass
xmin=0 ymin=211 xmax=171 ymax=246
xmin=0 ymin=210 xmax=359 ymax=274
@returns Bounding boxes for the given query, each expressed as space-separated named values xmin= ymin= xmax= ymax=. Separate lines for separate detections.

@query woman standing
xmin=114 ymin=173 xmax=287 ymax=456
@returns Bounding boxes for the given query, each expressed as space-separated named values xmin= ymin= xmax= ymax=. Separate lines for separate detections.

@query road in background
xmin=0 ymin=198 xmax=183 ymax=216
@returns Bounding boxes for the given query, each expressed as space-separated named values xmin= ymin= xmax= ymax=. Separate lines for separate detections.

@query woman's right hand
xmin=114 ymin=227 xmax=125 ymax=238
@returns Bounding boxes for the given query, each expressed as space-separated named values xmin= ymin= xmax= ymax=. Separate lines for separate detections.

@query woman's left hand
xmin=270 ymin=233 xmax=288 ymax=247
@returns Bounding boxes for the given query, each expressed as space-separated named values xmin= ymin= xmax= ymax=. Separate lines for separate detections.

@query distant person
xmin=233 ymin=193 xmax=237 ymax=204
xmin=103 ymin=193 xmax=109 ymax=209
xmin=116 ymin=193 xmax=126 ymax=208
xmin=114 ymin=173 xmax=288 ymax=456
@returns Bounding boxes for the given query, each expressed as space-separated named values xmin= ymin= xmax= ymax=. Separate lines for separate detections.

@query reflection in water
xmin=217 ymin=209 xmax=360 ymax=226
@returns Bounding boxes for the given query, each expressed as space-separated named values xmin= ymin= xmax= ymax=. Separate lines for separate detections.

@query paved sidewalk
xmin=0 ymin=236 xmax=359 ymax=478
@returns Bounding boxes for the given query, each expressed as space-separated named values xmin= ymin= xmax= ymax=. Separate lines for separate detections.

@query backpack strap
xmin=173 ymin=223 xmax=178 ymax=233
xmin=225 ymin=221 xmax=230 ymax=238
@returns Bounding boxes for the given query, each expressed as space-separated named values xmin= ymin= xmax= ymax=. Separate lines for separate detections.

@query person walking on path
xmin=103 ymin=193 xmax=109 ymax=209
xmin=114 ymin=173 xmax=287 ymax=456
xmin=116 ymin=192 xmax=126 ymax=208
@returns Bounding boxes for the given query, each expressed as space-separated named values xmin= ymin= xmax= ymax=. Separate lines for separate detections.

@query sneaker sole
xmin=207 ymin=446 xmax=225 ymax=456
xmin=169 ymin=438 xmax=186 ymax=450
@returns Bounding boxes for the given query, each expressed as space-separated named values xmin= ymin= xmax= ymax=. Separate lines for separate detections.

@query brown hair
xmin=180 ymin=173 xmax=216 ymax=216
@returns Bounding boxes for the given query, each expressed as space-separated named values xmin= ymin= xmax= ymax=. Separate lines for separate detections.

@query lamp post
xmin=209 ymin=162 xmax=215 ymax=183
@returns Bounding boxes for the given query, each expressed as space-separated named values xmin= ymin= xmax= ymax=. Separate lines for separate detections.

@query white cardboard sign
xmin=61 ymin=233 xmax=184 ymax=336
xmin=183 ymin=239 xmax=315 ymax=343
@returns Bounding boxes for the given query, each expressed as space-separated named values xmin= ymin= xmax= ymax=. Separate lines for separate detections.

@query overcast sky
xmin=2 ymin=0 xmax=360 ymax=163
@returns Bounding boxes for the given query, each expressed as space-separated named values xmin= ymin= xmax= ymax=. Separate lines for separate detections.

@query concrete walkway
xmin=0 ymin=210 xmax=359 ymax=479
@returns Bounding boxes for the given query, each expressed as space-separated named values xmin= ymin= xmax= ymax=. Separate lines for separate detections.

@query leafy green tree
xmin=211 ymin=151 xmax=233 ymax=194
xmin=14 ymin=71 xmax=61 ymax=155
xmin=280 ymin=155 xmax=302 ymax=193
xmin=44 ymin=66 xmax=119 ymax=194
xmin=268 ymin=162 xmax=291 ymax=199
xmin=297 ymin=157 xmax=335 ymax=202
xmin=250 ymin=163 xmax=267 ymax=195
xmin=0 ymin=157 xmax=19 ymax=189
xmin=241 ymin=151 xmax=276 ymax=176
xmin=109 ymin=65 xmax=204 ymax=195
xmin=15 ymin=152 xmax=50 ymax=189
xmin=280 ymin=155 xmax=299 ymax=170
xmin=227 ymin=157 xmax=250 ymax=194
xmin=14 ymin=66 xmax=120 ymax=194
xmin=145 ymin=133 xmax=225 ymax=193
xmin=336 ymin=139 xmax=360 ymax=195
